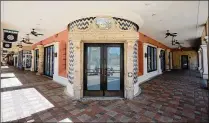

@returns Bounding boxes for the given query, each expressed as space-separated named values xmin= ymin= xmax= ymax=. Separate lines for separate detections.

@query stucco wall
xmin=53 ymin=42 xmax=69 ymax=86
xmin=138 ymin=32 xmax=170 ymax=76
xmin=32 ymin=29 xmax=68 ymax=77
xmin=172 ymin=50 xmax=198 ymax=70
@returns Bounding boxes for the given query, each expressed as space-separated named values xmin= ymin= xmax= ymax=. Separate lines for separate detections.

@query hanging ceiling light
xmin=177 ymin=44 xmax=182 ymax=50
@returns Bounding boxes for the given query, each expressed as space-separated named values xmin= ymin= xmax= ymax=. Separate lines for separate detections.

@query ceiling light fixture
xmin=178 ymin=45 xmax=181 ymax=49
xmin=204 ymin=36 xmax=208 ymax=44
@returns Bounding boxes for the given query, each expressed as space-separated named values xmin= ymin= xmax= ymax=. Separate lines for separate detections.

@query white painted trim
xmin=200 ymin=45 xmax=208 ymax=80
xmin=44 ymin=42 xmax=57 ymax=47
xmin=52 ymin=42 xmax=70 ymax=86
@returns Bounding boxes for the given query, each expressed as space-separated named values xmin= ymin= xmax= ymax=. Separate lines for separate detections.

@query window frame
xmin=147 ymin=45 xmax=157 ymax=73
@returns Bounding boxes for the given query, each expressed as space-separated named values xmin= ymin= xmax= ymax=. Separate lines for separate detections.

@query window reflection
xmin=147 ymin=46 xmax=157 ymax=72
xmin=107 ymin=47 xmax=120 ymax=90
xmin=87 ymin=47 xmax=101 ymax=90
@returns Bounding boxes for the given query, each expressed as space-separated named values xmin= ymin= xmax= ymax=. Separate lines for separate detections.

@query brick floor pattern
xmin=1 ymin=67 xmax=208 ymax=122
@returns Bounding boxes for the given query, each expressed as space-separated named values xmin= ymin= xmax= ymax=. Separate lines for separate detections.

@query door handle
xmin=104 ymin=69 xmax=107 ymax=76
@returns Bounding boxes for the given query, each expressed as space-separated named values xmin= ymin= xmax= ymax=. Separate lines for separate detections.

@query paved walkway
xmin=1 ymin=66 xmax=208 ymax=122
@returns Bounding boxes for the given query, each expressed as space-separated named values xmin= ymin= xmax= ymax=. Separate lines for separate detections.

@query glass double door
xmin=44 ymin=45 xmax=54 ymax=77
xmin=84 ymin=44 xmax=124 ymax=97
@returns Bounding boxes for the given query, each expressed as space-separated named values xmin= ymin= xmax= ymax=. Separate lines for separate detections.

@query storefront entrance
xmin=66 ymin=16 xmax=141 ymax=99
xmin=83 ymin=44 xmax=124 ymax=97
xmin=181 ymin=55 xmax=189 ymax=69
xmin=44 ymin=45 xmax=54 ymax=77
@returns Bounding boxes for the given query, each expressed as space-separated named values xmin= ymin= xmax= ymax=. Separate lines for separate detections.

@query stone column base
xmin=126 ymin=87 xmax=134 ymax=99
xmin=73 ymin=86 xmax=82 ymax=100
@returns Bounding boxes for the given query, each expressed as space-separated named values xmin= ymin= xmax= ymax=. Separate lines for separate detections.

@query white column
xmin=72 ymin=40 xmax=82 ymax=99
xmin=37 ymin=45 xmax=44 ymax=75
xmin=53 ymin=42 xmax=59 ymax=78
xmin=170 ymin=52 xmax=173 ymax=69
xmin=157 ymin=48 xmax=162 ymax=74
xmin=201 ymin=45 xmax=208 ymax=79
xmin=13 ymin=55 xmax=16 ymax=67
xmin=31 ymin=50 xmax=34 ymax=71
xmin=143 ymin=44 xmax=148 ymax=75
xmin=126 ymin=40 xmax=135 ymax=99
xmin=16 ymin=55 xmax=18 ymax=67
xmin=198 ymin=50 xmax=202 ymax=71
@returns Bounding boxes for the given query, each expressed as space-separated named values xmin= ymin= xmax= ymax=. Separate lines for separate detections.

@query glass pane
xmin=87 ymin=47 xmax=101 ymax=90
xmin=47 ymin=47 xmax=50 ymax=75
xmin=150 ymin=47 xmax=154 ymax=70
xmin=154 ymin=48 xmax=157 ymax=70
xmin=26 ymin=54 xmax=31 ymax=68
xmin=87 ymin=74 xmax=100 ymax=90
xmin=45 ymin=48 xmax=48 ymax=74
xmin=107 ymin=47 xmax=120 ymax=71
xmin=50 ymin=46 xmax=53 ymax=76
xmin=52 ymin=46 xmax=54 ymax=74
xmin=34 ymin=51 xmax=36 ymax=71
xmin=107 ymin=47 xmax=120 ymax=90
xmin=161 ymin=51 xmax=165 ymax=71
xmin=87 ymin=47 xmax=101 ymax=72
xmin=36 ymin=50 xmax=39 ymax=71
xmin=147 ymin=47 xmax=151 ymax=71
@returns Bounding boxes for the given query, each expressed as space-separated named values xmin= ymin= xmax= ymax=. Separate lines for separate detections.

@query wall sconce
xmin=159 ymin=54 xmax=161 ymax=58
xmin=54 ymin=52 xmax=57 ymax=57
xmin=204 ymin=36 xmax=208 ymax=44
xmin=144 ymin=53 xmax=147 ymax=58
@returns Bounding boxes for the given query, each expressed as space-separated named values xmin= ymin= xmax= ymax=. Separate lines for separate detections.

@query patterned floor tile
xmin=1 ymin=67 xmax=208 ymax=122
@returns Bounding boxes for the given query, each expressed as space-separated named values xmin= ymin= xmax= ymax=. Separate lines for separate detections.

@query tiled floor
xmin=1 ymin=66 xmax=208 ymax=122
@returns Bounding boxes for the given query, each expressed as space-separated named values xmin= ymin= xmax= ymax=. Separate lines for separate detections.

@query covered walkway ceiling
xmin=1 ymin=1 xmax=208 ymax=48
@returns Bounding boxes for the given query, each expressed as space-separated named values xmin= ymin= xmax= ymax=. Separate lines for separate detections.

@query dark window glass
xmin=147 ymin=47 xmax=151 ymax=71
xmin=147 ymin=46 xmax=157 ymax=72
xmin=154 ymin=48 xmax=157 ymax=70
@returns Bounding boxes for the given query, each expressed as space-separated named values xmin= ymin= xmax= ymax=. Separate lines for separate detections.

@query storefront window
xmin=147 ymin=46 xmax=157 ymax=72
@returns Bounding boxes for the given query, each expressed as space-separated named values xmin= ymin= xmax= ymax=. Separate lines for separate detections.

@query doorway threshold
xmin=81 ymin=97 xmax=124 ymax=101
